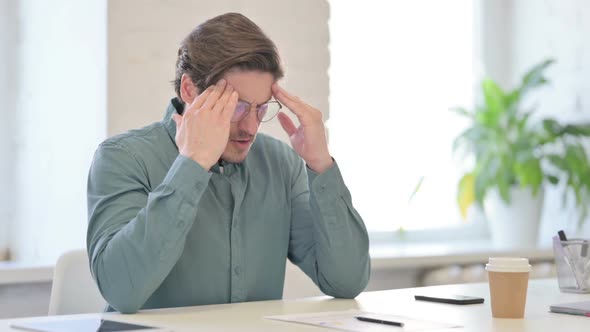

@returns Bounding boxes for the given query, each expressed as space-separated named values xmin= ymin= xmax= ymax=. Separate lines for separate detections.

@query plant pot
xmin=483 ymin=187 xmax=544 ymax=249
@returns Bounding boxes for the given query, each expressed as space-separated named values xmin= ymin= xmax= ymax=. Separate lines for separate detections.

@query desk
xmin=1 ymin=279 xmax=588 ymax=331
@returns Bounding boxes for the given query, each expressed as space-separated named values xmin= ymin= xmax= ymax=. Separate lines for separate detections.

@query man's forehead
xmin=223 ymin=69 xmax=274 ymax=104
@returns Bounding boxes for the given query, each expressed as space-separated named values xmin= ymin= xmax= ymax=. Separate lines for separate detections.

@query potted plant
xmin=453 ymin=59 xmax=590 ymax=248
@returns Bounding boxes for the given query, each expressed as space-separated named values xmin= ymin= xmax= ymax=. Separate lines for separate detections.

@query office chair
xmin=48 ymin=249 xmax=106 ymax=315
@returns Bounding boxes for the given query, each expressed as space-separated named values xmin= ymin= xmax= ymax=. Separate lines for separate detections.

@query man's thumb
xmin=172 ymin=114 xmax=182 ymax=128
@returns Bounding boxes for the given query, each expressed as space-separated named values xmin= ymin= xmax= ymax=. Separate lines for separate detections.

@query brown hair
xmin=173 ymin=13 xmax=284 ymax=102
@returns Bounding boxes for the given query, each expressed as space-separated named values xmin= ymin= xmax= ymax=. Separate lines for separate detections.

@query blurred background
xmin=1 ymin=0 xmax=589 ymax=318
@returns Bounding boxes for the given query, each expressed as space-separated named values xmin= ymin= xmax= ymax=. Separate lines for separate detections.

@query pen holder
xmin=553 ymin=238 xmax=590 ymax=293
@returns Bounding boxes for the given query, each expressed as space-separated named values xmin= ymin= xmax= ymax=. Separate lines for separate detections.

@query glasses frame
xmin=232 ymin=99 xmax=283 ymax=123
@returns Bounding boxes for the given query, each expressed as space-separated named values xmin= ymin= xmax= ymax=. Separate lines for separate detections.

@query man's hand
xmin=273 ymin=83 xmax=333 ymax=173
xmin=172 ymin=79 xmax=238 ymax=170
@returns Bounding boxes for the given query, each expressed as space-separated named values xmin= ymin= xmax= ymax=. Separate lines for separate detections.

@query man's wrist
xmin=192 ymin=157 xmax=215 ymax=171
xmin=180 ymin=151 xmax=215 ymax=171
xmin=307 ymin=156 xmax=334 ymax=174
xmin=165 ymin=154 xmax=212 ymax=195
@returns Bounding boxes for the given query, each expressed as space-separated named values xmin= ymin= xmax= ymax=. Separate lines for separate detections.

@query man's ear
xmin=180 ymin=74 xmax=200 ymax=105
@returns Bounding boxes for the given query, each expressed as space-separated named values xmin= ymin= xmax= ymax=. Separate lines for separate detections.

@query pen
xmin=558 ymin=230 xmax=568 ymax=242
xmin=558 ymin=230 xmax=587 ymax=257
xmin=556 ymin=231 xmax=587 ymax=289
xmin=355 ymin=316 xmax=405 ymax=327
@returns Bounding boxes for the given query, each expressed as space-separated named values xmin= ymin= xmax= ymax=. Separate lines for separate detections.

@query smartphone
xmin=414 ymin=294 xmax=484 ymax=305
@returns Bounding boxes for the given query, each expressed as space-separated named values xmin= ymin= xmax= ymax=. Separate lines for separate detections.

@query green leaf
xmin=457 ymin=173 xmax=476 ymax=218
xmin=519 ymin=58 xmax=555 ymax=98
xmin=474 ymin=156 xmax=500 ymax=204
xmin=476 ymin=110 xmax=505 ymax=129
xmin=482 ymin=79 xmax=506 ymax=116
xmin=452 ymin=127 xmax=477 ymax=153
xmin=547 ymin=154 xmax=568 ymax=172
xmin=542 ymin=119 xmax=561 ymax=134
xmin=546 ymin=175 xmax=560 ymax=185
xmin=538 ymin=119 xmax=562 ymax=144
xmin=562 ymin=177 xmax=570 ymax=208
xmin=562 ymin=124 xmax=590 ymax=137
xmin=474 ymin=172 xmax=488 ymax=206
xmin=514 ymin=158 xmax=543 ymax=193
xmin=530 ymin=161 xmax=543 ymax=193
xmin=449 ymin=107 xmax=474 ymax=118
xmin=408 ymin=176 xmax=425 ymax=203
xmin=505 ymin=89 xmax=520 ymax=108
xmin=517 ymin=112 xmax=532 ymax=132
xmin=572 ymin=182 xmax=582 ymax=208
xmin=564 ymin=144 xmax=587 ymax=174
xmin=497 ymin=172 xmax=512 ymax=203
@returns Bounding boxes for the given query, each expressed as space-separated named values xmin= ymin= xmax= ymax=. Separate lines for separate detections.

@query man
xmin=87 ymin=13 xmax=369 ymax=314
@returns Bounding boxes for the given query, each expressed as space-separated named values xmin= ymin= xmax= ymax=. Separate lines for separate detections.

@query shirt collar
xmin=163 ymin=97 xmax=183 ymax=143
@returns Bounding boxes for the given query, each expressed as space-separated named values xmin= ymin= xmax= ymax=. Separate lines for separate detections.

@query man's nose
xmin=238 ymin=106 xmax=260 ymax=134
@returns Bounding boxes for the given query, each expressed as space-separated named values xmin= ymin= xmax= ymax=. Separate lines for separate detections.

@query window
xmin=329 ymin=1 xmax=477 ymax=232
xmin=0 ymin=1 xmax=107 ymax=262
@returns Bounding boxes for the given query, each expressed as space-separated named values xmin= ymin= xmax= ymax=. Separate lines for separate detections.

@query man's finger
xmin=272 ymin=83 xmax=298 ymax=102
xmin=221 ymin=91 xmax=239 ymax=122
xmin=184 ymin=86 xmax=213 ymax=115
xmin=272 ymin=84 xmax=307 ymax=119
xmin=273 ymin=88 xmax=303 ymax=116
xmin=277 ymin=112 xmax=298 ymax=136
xmin=172 ymin=114 xmax=182 ymax=127
xmin=172 ymin=114 xmax=183 ymax=140
xmin=278 ymin=84 xmax=316 ymax=110
xmin=201 ymin=79 xmax=228 ymax=111
xmin=273 ymin=84 xmax=314 ymax=108
xmin=211 ymin=84 xmax=234 ymax=114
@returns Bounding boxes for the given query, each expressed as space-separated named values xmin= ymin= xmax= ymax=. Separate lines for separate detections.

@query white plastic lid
xmin=485 ymin=257 xmax=531 ymax=273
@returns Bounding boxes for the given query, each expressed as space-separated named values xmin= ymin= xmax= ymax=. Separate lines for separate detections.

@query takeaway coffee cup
xmin=485 ymin=257 xmax=531 ymax=318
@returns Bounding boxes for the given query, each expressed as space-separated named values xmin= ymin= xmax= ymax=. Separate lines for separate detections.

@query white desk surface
xmin=2 ymin=279 xmax=589 ymax=331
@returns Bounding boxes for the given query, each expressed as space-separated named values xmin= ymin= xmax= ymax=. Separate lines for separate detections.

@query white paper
xmin=265 ymin=310 xmax=461 ymax=331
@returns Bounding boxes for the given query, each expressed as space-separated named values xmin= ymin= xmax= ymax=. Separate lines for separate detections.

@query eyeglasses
xmin=232 ymin=100 xmax=282 ymax=123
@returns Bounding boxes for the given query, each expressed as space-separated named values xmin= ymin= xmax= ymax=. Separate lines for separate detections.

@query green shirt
xmin=87 ymin=98 xmax=370 ymax=313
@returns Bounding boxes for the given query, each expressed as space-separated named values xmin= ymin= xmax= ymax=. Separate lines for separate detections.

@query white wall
xmin=11 ymin=0 xmax=107 ymax=262
xmin=510 ymin=0 xmax=590 ymax=123
xmin=478 ymin=0 xmax=513 ymax=88
xmin=0 ymin=0 xmax=18 ymax=259
xmin=107 ymin=0 xmax=330 ymax=143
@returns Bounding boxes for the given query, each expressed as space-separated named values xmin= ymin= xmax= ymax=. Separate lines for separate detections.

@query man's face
xmin=220 ymin=69 xmax=274 ymax=163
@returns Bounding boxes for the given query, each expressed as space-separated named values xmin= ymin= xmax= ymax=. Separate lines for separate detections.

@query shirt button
xmin=234 ymin=266 xmax=241 ymax=275
xmin=318 ymin=185 xmax=326 ymax=193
